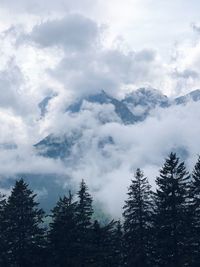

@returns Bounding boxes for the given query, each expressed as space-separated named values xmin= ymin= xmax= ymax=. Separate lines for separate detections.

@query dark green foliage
xmin=154 ymin=153 xmax=190 ymax=267
xmin=123 ymin=168 xmax=154 ymax=267
xmin=90 ymin=219 xmax=123 ymax=267
xmin=90 ymin=220 xmax=104 ymax=266
xmin=0 ymin=194 xmax=7 ymax=266
xmin=189 ymin=156 xmax=200 ymax=266
xmin=48 ymin=192 xmax=78 ymax=267
xmin=4 ymin=179 xmax=45 ymax=267
xmin=90 ymin=219 xmax=114 ymax=266
xmin=76 ymin=179 xmax=93 ymax=267
xmin=77 ymin=179 xmax=93 ymax=229
xmin=111 ymin=220 xmax=124 ymax=267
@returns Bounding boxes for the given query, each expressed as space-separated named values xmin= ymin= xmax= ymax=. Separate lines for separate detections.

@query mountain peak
xmin=67 ymin=90 xmax=139 ymax=124
xmin=189 ymin=89 xmax=200 ymax=98
xmin=38 ymin=93 xmax=57 ymax=117
xmin=175 ymin=89 xmax=200 ymax=105
xmin=124 ymin=87 xmax=167 ymax=100
xmin=122 ymin=87 xmax=169 ymax=117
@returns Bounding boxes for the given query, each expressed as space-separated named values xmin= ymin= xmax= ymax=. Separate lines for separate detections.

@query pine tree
xmin=90 ymin=219 xmax=120 ymax=267
xmin=4 ymin=179 xmax=45 ymax=267
xmin=48 ymin=192 xmax=78 ymax=267
xmin=0 ymin=193 xmax=7 ymax=266
xmin=90 ymin=220 xmax=104 ymax=266
xmin=190 ymin=156 xmax=200 ymax=266
xmin=76 ymin=179 xmax=93 ymax=267
xmin=154 ymin=153 xmax=190 ymax=267
xmin=123 ymin=168 xmax=154 ymax=267
xmin=99 ymin=220 xmax=117 ymax=266
xmin=111 ymin=220 xmax=124 ymax=267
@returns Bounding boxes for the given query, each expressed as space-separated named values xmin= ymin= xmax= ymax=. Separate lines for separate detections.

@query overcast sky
xmin=1 ymin=0 xmax=200 ymax=215
xmin=1 ymin=0 xmax=200 ymax=100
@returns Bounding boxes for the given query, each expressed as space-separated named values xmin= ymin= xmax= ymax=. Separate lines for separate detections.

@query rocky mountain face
xmin=122 ymin=87 xmax=170 ymax=118
xmin=67 ymin=90 xmax=140 ymax=124
xmin=175 ymin=89 xmax=200 ymax=105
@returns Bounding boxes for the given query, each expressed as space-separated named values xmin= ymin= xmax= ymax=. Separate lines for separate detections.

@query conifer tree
xmin=4 ymin=179 xmax=45 ymax=267
xmin=49 ymin=192 xmax=78 ymax=267
xmin=154 ymin=153 xmax=190 ymax=267
xmin=190 ymin=156 xmax=200 ymax=266
xmin=111 ymin=220 xmax=124 ymax=267
xmin=123 ymin=168 xmax=153 ymax=267
xmin=99 ymin=220 xmax=117 ymax=266
xmin=0 ymin=193 xmax=7 ymax=266
xmin=90 ymin=219 xmax=120 ymax=267
xmin=76 ymin=179 xmax=93 ymax=267
xmin=90 ymin=220 xmax=104 ymax=266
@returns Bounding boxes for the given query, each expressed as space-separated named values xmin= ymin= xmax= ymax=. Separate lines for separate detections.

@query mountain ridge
xmin=35 ymin=88 xmax=200 ymax=160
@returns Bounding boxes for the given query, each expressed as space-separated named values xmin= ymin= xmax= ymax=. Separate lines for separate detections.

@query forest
xmin=0 ymin=152 xmax=199 ymax=267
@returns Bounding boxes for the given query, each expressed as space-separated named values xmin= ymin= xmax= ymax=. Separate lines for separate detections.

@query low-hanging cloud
xmin=32 ymin=97 xmax=200 ymax=216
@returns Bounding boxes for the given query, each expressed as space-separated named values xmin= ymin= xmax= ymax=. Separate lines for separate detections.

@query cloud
xmin=49 ymin=47 xmax=163 ymax=98
xmin=172 ymin=69 xmax=199 ymax=79
xmin=0 ymin=59 xmax=44 ymax=122
xmin=0 ymin=62 xmax=23 ymax=110
xmin=166 ymin=39 xmax=200 ymax=95
xmin=0 ymin=0 xmax=96 ymax=15
xmin=51 ymin=101 xmax=200 ymax=217
xmin=22 ymin=13 xmax=165 ymax=99
xmin=192 ymin=22 xmax=200 ymax=34
xmin=29 ymin=14 xmax=101 ymax=52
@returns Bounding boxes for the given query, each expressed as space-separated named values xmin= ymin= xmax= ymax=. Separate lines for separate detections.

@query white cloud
xmin=52 ymin=101 xmax=200 ymax=216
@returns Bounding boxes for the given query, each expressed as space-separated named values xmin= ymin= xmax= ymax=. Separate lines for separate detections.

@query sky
xmin=1 ymin=0 xmax=200 ymax=215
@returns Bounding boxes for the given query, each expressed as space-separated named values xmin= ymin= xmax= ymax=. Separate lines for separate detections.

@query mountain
xmin=35 ymin=131 xmax=115 ymax=159
xmin=35 ymin=90 xmax=142 ymax=159
xmin=122 ymin=87 xmax=169 ymax=118
xmin=38 ymin=93 xmax=57 ymax=117
xmin=36 ymin=88 xmax=200 ymax=160
xmin=35 ymin=133 xmax=81 ymax=159
xmin=175 ymin=89 xmax=200 ymax=105
xmin=67 ymin=90 xmax=140 ymax=124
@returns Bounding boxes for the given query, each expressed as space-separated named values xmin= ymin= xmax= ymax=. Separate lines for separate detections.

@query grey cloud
xmin=192 ymin=23 xmax=200 ymax=33
xmin=101 ymin=49 xmax=158 ymax=83
xmin=134 ymin=49 xmax=156 ymax=62
xmin=22 ymin=12 xmax=161 ymax=98
xmin=49 ymin=47 xmax=161 ymax=97
xmin=172 ymin=69 xmax=199 ymax=79
xmin=0 ymin=60 xmax=39 ymax=117
xmin=29 ymin=14 xmax=100 ymax=51
xmin=0 ymin=61 xmax=23 ymax=110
